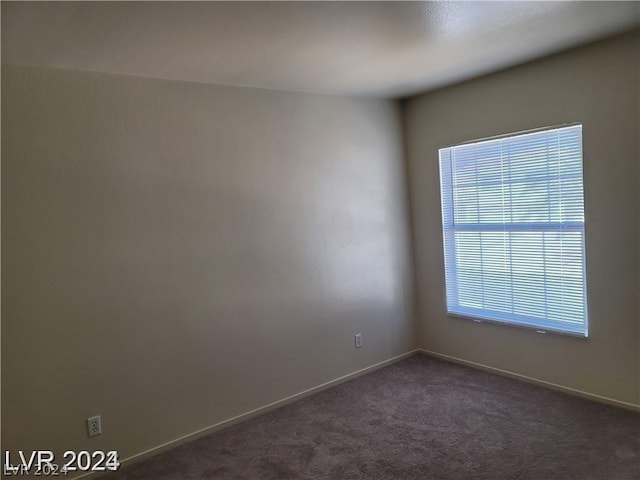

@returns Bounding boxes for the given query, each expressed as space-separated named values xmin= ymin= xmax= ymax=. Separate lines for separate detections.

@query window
xmin=439 ymin=124 xmax=588 ymax=337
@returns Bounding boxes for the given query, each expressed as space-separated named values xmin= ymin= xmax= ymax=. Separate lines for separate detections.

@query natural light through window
xmin=439 ymin=124 xmax=588 ymax=336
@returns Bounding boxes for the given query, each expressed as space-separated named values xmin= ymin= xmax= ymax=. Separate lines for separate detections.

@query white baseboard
xmin=73 ymin=347 xmax=636 ymax=479
xmin=418 ymin=348 xmax=640 ymax=412
xmin=74 ymin=349 xmax=419 ymax=479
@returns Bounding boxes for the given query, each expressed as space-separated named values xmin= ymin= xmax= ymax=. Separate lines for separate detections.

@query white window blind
xmin=439 ymin=124 xmax=588 ymax=336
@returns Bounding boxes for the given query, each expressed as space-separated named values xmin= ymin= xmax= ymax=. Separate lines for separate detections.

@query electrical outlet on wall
xmin=354 ymin=333 xmax=363 ymax=349
xmin=87 ymin=415 xmax=102 ymax=437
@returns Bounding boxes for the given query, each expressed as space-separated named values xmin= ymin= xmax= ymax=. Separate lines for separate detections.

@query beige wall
xmin=404 ymin=31 xmax=640 ymax=406
xmin=1 ymin=65 xmax=415 ymax=461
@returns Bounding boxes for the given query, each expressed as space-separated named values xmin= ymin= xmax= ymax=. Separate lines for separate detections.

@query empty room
xmin=2 ymin=1 xmax=639 ymax=479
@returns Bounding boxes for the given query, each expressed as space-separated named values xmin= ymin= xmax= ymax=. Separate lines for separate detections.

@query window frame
xmin=438 ymin=123 xmax=589 ymax=338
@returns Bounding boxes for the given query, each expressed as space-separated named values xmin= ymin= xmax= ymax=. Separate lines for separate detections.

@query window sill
xmin=447 ymin=312 xmax=588 ymax=339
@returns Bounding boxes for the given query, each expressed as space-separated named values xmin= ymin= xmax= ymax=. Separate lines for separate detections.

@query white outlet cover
xmin=354 ymin=333 xmax=363 ymax=348
xmin=87 ymin=415 xmax=102 ymax=437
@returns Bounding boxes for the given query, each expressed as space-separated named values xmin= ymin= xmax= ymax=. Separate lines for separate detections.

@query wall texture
xmin=1 ymin=65 xmax=415 ymax=462
xmin=404 ymin=31 xmax=640 ymax=406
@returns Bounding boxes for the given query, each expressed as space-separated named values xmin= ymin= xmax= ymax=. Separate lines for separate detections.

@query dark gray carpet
xmin=104 ymin=354 xmax=640 ymax=479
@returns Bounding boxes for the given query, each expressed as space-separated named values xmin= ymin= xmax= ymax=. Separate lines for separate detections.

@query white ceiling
xmin=2 ymin=1 xmax=639 ymax=98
